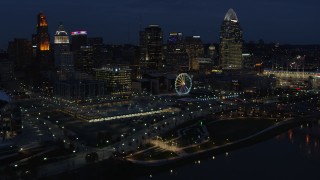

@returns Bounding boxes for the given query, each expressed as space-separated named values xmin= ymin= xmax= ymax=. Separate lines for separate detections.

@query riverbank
xmin=127 ymin=115 xmax=315 ymax=167
xmin=42 ymin=115 xmax=318 ymax=180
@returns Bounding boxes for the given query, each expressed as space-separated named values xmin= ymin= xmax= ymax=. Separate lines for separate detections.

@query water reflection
xmin=139 ymin=123 xmax=320 ymax=180
xmin=276 ymin=124 xmax=320 ymax=157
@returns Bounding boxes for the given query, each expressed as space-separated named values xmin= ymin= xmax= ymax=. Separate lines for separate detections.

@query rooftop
xmin=224 ymin=8 xmax=239 ymax=22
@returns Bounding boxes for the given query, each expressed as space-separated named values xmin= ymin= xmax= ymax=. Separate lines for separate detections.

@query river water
xmin=139 ymin=123 xmax=320 ymax=180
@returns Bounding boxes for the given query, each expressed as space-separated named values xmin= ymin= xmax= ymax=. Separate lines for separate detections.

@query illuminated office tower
xmin=54 ymin=23 xmax=74 ymax=80
xmin=71 ymin=31 xmax=88 ymax=51
xmin=8 ymin=38 xmax=33 ymax=69
xmin=74 ymin=46 xmax=94 ymax=74
xmin=185 ymin=36 xmax=204 ymax=70
xmin=94 ymin=65 xmax=132 ymax=94
xmin=54 ymin=23 xmax=70 ymax=67
xmin=54 ymin=23 xmax=69 ymax=44
xmin=87 ymin=37 xmax=107 ymax=68
xmin=219 ymin=8 xmax=243 ymax=69
xmin=165 ymin=32 xmax=189 ymax=71
xmin=34 ymin=12 xmax=51 ymax=62
xmin=139 ymin=25 xmax=163 ymax=70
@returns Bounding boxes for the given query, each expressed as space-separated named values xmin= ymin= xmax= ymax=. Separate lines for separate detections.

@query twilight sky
xmin=0 ymin=0 xmax=319 ymax=49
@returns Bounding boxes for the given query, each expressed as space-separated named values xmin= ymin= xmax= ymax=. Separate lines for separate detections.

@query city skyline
xmin=0 ymin=0 xmax=319 ymax=49
xmin=2 ymin=1 xmax=320 ymax=179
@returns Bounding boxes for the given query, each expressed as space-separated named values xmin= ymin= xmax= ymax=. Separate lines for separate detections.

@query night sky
xmin=0 ymin=0 xmax=319 ymax=49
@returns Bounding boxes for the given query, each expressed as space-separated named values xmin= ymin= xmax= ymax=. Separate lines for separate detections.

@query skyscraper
xmin=7 ymin=38 xmax=32 ymax=69
xmin=165 ymin=32 xmax=189 ymax=71
xmin=139 ymin=25 xmax=163 ymax=70
xmin=219 ymin=8 xmax=243 ymax=69
xmin=54 ymin=23 xmax=70 ymax=67
xmin=54 ymin=23 xmax=70 ymax=44
xmin=185 ymin=36 xmax=204 ymax=70
xmin=34 ymin=12 xmax=51 ymax=62
xmin=74 ymin=46 xmax=94 ymax=75
xmin=54 ymin=23 xmax=74 ymax=80
xmin=71 ymin=31 xmax=88 ymax=51
xmin=87 ymin=37 xmax=107 ymax=68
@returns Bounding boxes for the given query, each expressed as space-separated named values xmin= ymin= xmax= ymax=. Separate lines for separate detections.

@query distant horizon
xmin=0 ymin=0 xmax=319 ymax=49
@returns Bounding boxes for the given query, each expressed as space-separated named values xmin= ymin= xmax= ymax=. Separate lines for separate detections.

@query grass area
xmin=131 ymin=117 xmax=267 ymax=161
xmin=17 ymin=148 xmax=74 ymax=170
xmin=130 ymin=148 xmax=178 ymax=161
xmin=183 ymin=118 xmax=277 ymax=153
xmin=161 ymin=115 xmax=277 ymax=148
xmin=206 ymin=118 xmax=277 ymax=144
xmin=177 ymin=127 xmax=204 ymax=147
xmin=161 ymin=115 xmax=214 ymax=141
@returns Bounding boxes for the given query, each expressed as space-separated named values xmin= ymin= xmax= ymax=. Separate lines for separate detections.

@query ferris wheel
xmin=175 ymin=73 xmax=192 ymax=95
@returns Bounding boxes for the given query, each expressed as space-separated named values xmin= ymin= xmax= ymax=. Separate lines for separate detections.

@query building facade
xmin=74 ymin=46 xmax=94 ymax=75
xmin=71 ymin=31 xmax=88 ymax=51
xmin=54 ymin=23 xmax=74 ymax=80
xmin=185 ymin=36 xmax=205 ymax=70
xmin=219 ymin=8 xmax=243 ymax=69
xmin=94 ymin=65 xmax=132 ymax=94
xmin=139 ymin=25 xmax=163 ymax=70
xmin=33 ymin=12 xmax=51 ymax=63
xmin=165 ymin=32 xmax=189 ymax=71
xmin=54 ymin=80 xmax=105 ymax=99
xmin=7 ymin=38 xmax=33 ymax=69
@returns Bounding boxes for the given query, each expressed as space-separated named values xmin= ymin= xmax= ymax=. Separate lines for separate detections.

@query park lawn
xmin=207 ymin=118 xmax=277 ymax=144
xmin=161 ymin=115 xmax=215 ymax=141
xmin=183 ymin=118 xmax=277 ymax=153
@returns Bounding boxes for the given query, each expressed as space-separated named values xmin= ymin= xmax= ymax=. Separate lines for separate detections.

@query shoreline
xmin=40 ymin=115 xmax=319 ymax=180
xmin=127 ymin=116 xmax=316 ymax=168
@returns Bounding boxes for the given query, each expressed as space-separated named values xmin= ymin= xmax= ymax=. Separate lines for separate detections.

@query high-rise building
xmin=88 ymin=37 xmax=103 ymax=46
xmin=165 ymin=32 xmax=189 ymax=71
xmin=219 ymin=8 xmax=243 ymax=69
xmin=139 ymin=25 xmax=163 ymax=70
xmin=71 ymin=31 xmax=88 ymax=51
xmin=54 ymin=23 xmax=74 ymax=80
xmin=54 ymin=23 xmax=70 ymax=44
xmin=0 ymin=52 xmax=13 ymax=83
xmin=94 ymin=65 xmax=132 ymax=94
xmin=167 ymin=32 xmax=184 ymax=51
xmin=34 ymin=12 xmax=51 ymax=62
xmin=74 ymin=46 xmax=94 ymax=75
xmin=7 ymin=38 xmax=32 ymax=69
xmin=208 ymin=44 xmax=216 ymax=57
xmin=87 ymin=37 xmax=107 ymax=68
xmin=185 ymin=36 xmax=204 ymax=70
